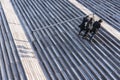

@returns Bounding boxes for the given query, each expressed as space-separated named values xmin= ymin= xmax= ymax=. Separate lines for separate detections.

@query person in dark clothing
xmin=78 ymin=15 xmax=89 ymax=35
xmin=89 ymin=19 xmax=103 ymax=41
xmin=82 ymin=18 xmax=93 ymax=38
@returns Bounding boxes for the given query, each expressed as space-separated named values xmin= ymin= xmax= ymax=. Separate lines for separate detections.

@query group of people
xmin=78 ymin=15 xmax=103 ymax=41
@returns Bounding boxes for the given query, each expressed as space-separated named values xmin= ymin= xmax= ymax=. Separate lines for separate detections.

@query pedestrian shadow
xmin=17 ymin=45 xmax=29 ymax=49
xmin=17 ymin=44 xmax=35 ymax=58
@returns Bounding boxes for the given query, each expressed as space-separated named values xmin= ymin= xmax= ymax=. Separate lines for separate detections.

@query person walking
xmin=89 ymin=19 xmax=103 ymax=41
xmin=78 ymin=15 xmax=89 ymax=35
xmin=82 ymin=18 xmax=93 ymax=38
